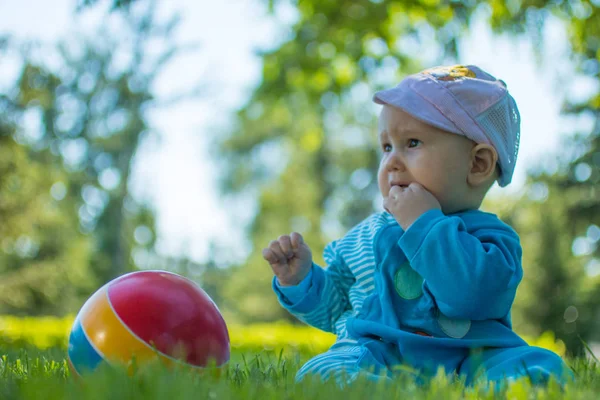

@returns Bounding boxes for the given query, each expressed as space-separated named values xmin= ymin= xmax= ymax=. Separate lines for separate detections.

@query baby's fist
xmin=262 ymin=232 xmax=312 ymax=286
xmin=384 ymin=182 xmax=441 ymax=230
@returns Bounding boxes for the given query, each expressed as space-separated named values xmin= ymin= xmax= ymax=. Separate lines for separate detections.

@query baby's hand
xmin=262 ymin=232 xmax=313 ymax=286
xmin=384 ymin=182 xmax=441 ymax=230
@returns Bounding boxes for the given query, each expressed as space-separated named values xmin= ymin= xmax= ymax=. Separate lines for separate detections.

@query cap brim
xmin=373 ymin=87 xmax=463 ymax=136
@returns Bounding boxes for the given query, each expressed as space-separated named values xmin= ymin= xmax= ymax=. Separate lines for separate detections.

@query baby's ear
xmin=467 ymin=144 xmax=498 ymax=187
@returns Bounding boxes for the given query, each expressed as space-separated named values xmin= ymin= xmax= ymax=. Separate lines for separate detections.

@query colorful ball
xmin=67 ymin=270 xmax=230 ymax=376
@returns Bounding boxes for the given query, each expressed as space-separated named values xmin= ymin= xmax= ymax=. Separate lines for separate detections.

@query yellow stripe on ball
xmin=80 ymin=287 xmax=174 ymax=366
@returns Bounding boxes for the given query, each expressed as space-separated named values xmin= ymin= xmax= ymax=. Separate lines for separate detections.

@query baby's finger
xmin=389 ymin=185 xmax=403 ymax=197
xmin=267 ymin=240 xmax=287 ymax=264
xmin=262 ymin=248 xmax=278 ymax=265
xmin=262 ymin=248 xmax=291 ymax=278
xmin=383 ymin=195 xmax=393 ymax=207
xmin=290 ymin=232 xmax=304 ymax=251
xmin=382 ymin=199 xmax=391 ymax=214
xmin=278 ymin=235 xmax=294 ymax=258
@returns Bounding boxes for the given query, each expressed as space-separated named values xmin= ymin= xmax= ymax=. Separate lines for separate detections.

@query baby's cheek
xmin=377 ymin=176 xmax=388 ymax=197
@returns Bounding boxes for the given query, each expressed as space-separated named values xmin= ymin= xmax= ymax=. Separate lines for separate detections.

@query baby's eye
xmin=382 ymin=143 xmax=392 ymax=152
xmin=408 ymin=139 xmax=421 ymax=148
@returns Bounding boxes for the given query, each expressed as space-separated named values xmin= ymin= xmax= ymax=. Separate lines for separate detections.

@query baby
xmin=262 ymin=65 xmax=573 ymax=387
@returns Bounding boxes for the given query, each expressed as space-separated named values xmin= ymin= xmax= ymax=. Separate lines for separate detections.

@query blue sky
xmin=0 ymin=0 xmax=593 ymax=266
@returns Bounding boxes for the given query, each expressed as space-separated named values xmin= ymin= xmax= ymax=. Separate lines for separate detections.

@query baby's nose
xmin=385 ymin=152 xmax=406 ymax=171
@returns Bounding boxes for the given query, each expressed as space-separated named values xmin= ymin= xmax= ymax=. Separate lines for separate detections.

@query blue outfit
xmin=273 ymin=209 xmax=573 ymax=387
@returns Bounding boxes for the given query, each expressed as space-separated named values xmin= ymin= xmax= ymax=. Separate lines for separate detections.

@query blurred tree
xmin=213 ymin=0 xmax=600 ymax=355
xmin=9 ymin=1 xmax=187 ymax=285
xmin=0 ymin=0 xmax=200 ymax=314
xmin=0 ymin=97 xmax=93 ymax=315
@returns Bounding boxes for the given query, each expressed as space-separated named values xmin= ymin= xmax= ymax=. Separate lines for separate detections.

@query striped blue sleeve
xmin=272 ymin=240 xmax=355 ymax=333
xmin=398 ymin=209 xmax=523 ymax=321
xmin=274 ymin=268 xmax=313 ymax=304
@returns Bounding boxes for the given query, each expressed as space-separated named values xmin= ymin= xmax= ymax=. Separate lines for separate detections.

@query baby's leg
xmin=295 ymin=342 xmax=396 ymax=386
xmin=459 ymin=346 xmax=574 ymax=387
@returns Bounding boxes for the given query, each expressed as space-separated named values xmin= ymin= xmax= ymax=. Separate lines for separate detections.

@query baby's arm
xmin=398 ymin=209 xmax=522 ymax=321
xmin=264 ymin=236 xmax=355 ymax=333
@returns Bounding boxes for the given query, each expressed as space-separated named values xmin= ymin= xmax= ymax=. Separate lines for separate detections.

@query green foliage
xmin=0 ymin=0 xmax=198 ymax=314
xmin=0 ymin=98 xmax=93 ymax=315
xmin=12 ymin=10 xmax=163 ymax=284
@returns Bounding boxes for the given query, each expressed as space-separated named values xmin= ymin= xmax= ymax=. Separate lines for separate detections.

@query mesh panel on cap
xmin=476 ymin=94 xmax=521 ymax=186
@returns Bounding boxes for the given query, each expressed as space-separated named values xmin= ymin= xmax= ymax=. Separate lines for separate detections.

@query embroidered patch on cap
xmin=436 ymin=310 xmax=471 ymax=339
xmin=423 ymin=65 xmax=476 ymax=81
xmin=394 ymin=262 xmax=424 ymax=300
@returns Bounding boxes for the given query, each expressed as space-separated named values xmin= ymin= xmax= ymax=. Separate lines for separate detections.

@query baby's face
xmin=377 ymin=105 xmax=476 ymax=214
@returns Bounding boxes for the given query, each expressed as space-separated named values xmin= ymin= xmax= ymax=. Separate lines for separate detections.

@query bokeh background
xmin=0 ymin=0 xmax=599 ymax=357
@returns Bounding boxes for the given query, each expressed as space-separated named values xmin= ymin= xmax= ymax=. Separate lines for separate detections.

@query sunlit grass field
xmin=1 ymin=316 xmax=598 ymax=399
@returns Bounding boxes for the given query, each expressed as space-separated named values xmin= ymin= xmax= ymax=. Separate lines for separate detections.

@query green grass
xmin=0 ymin=343 xmax=599 ymax=400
